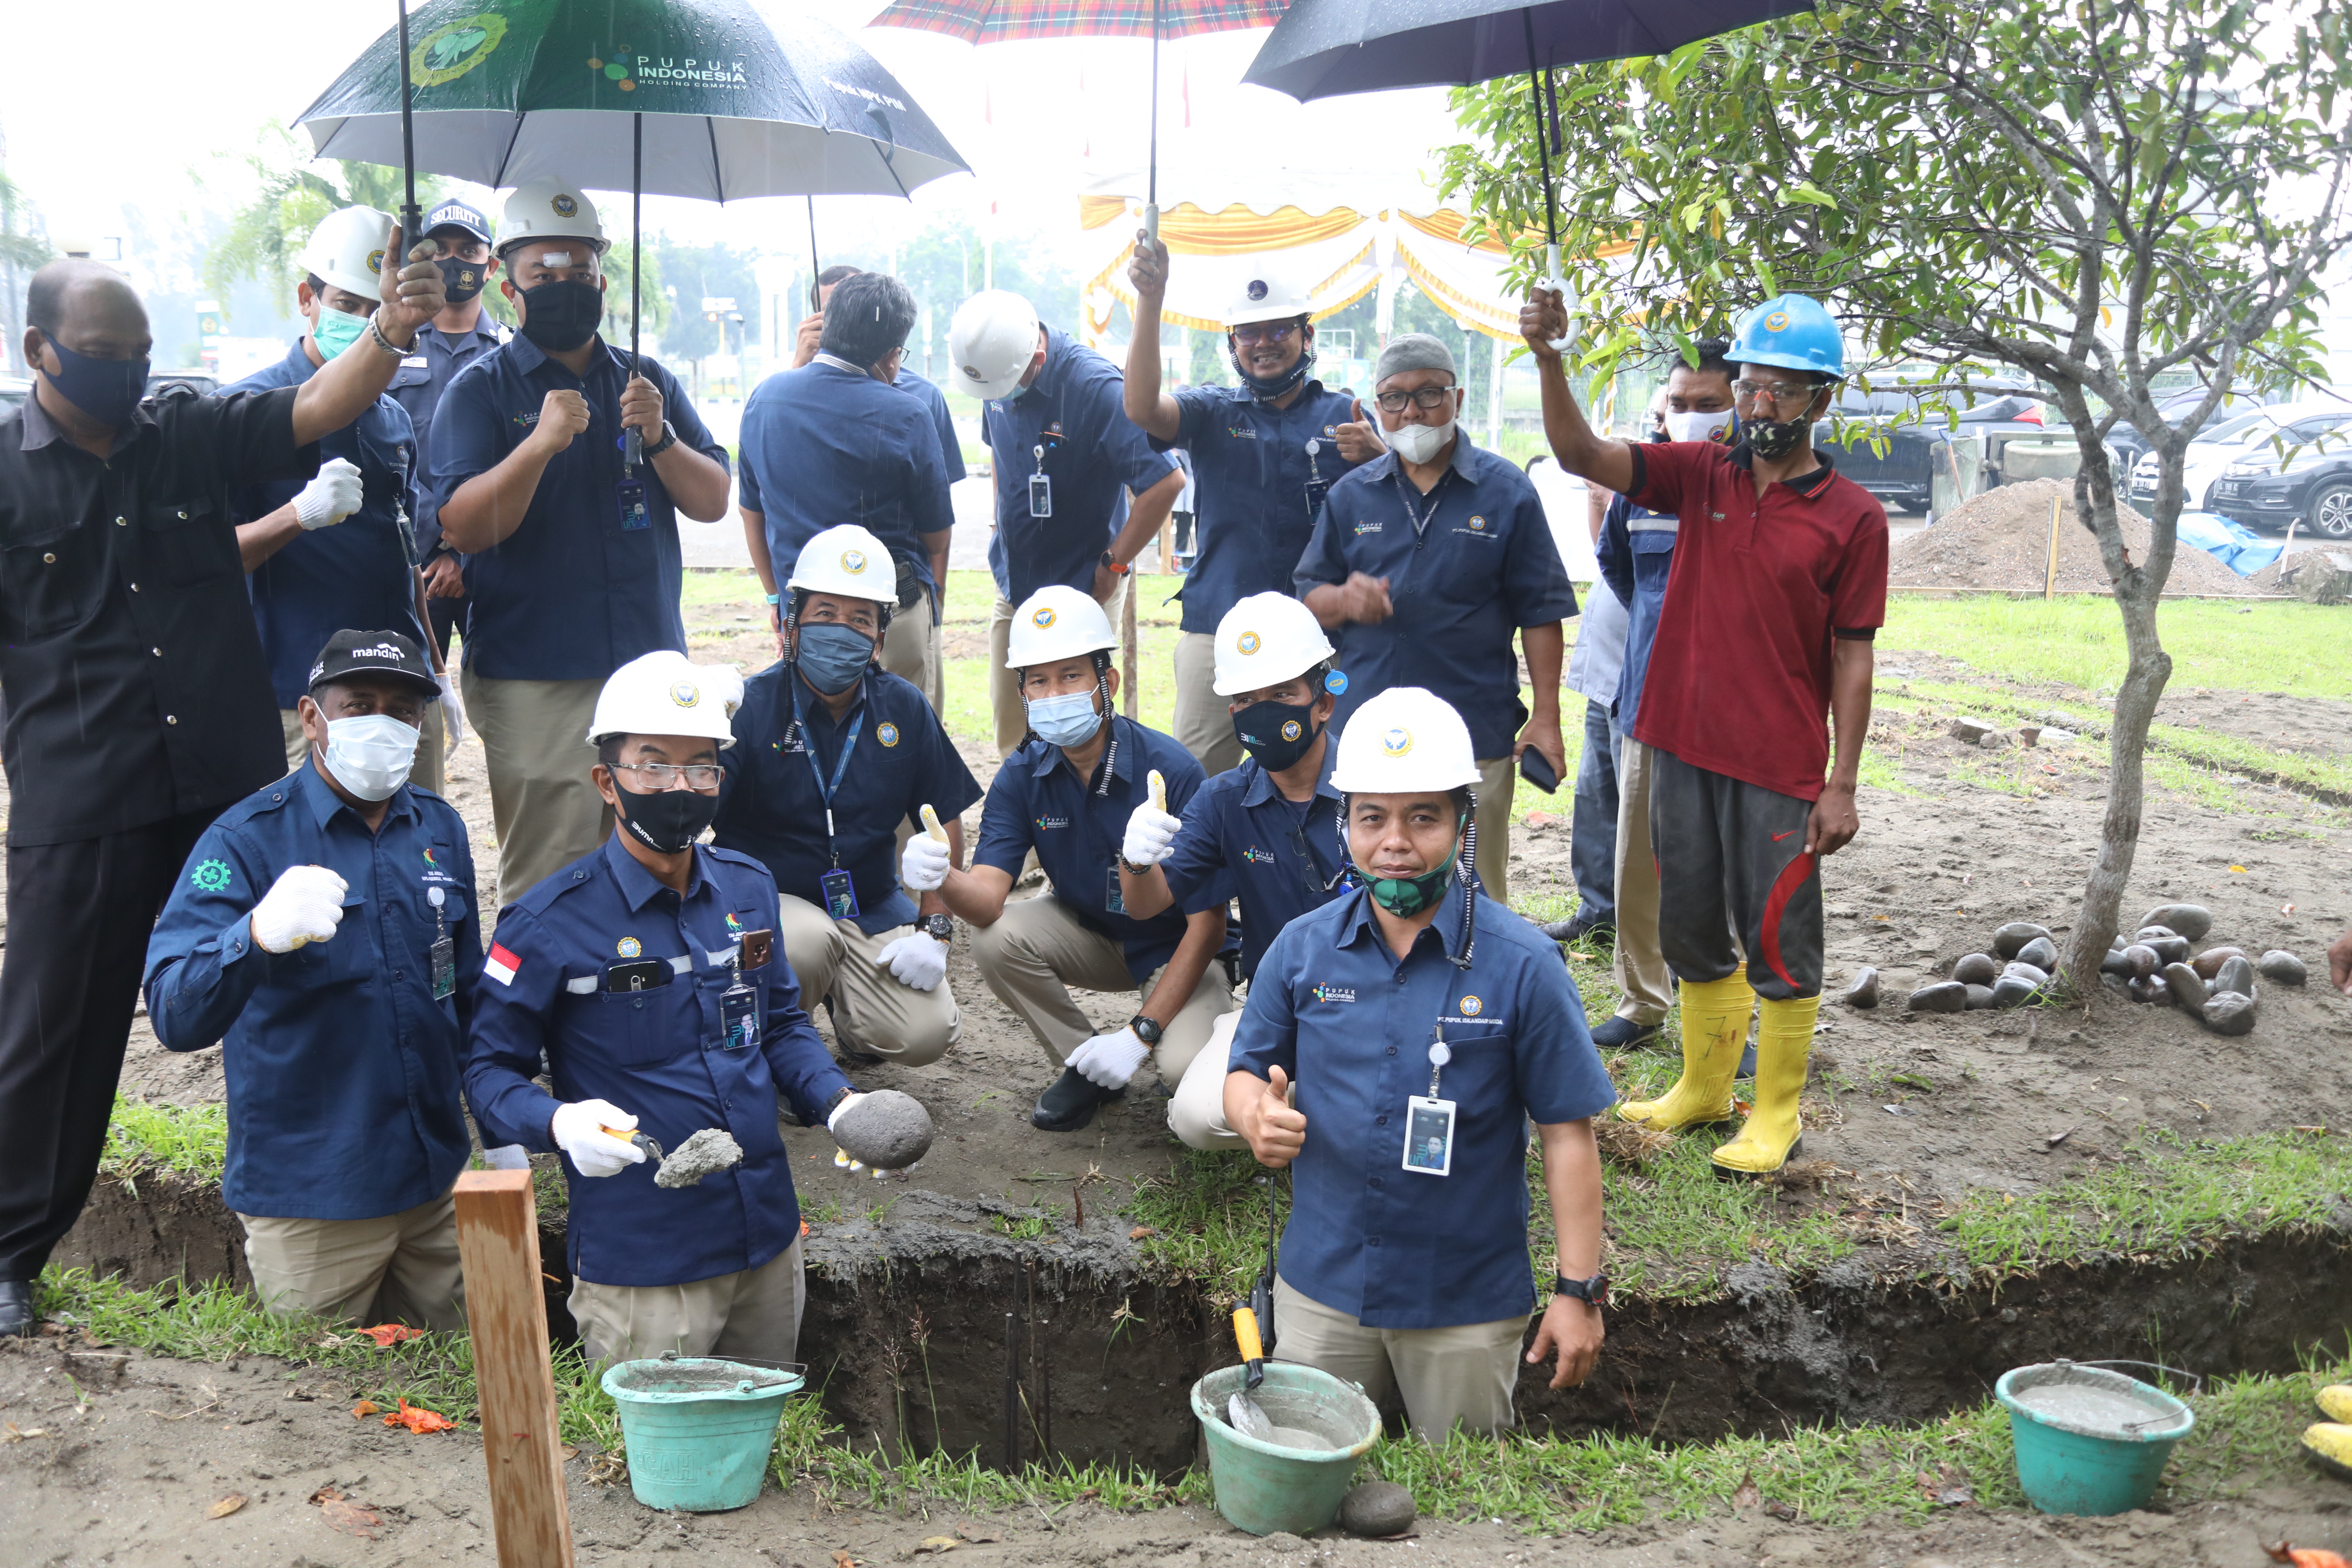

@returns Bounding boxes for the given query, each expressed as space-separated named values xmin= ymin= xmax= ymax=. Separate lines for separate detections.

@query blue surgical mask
xmin=321 ymin=713 xmax=420 ymax=801
xmin=311 ymin=303 xmax=371 ymax=362
xmin=1026 ymin=689 xmax=1102 ymax=749
xmin=38 ymin=332 xmax=149 ymax=429
xmin=793 ymin=622 xmax=873 ymax=695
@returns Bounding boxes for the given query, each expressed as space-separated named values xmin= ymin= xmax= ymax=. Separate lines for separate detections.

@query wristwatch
xmin=1099 ymin=550 xmax=1130 ymax=577
xmin=643 ymin=420 xmax=680 ymax=458
xmin=1127 ymin=1014 xmax=1164 ymax=1046
xmin=922 ymin=913 xmax=954 ymax=943
xmin=1554 ymin=1271 xmax=1610 ymax=1307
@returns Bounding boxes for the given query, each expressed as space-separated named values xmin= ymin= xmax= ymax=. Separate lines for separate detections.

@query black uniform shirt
xmin=0 ymin=385 xmax=316 ymax=846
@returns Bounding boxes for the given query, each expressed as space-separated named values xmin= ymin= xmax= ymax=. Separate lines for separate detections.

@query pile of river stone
xmin=1888 ymin=902 xmax=2307 ymax=1036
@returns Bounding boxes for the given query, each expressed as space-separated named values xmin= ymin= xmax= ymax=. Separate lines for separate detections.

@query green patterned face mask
xmin=1359 ymin=863 xmax=1455 ymax=917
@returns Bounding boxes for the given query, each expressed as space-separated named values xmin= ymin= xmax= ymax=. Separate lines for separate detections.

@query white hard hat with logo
xmin=1005 ymin=584 xmax=1115 ymax=668
xmin=497 ymin=177 xmax=609 ymax=255
xmin=1225 ymin=272 xmax=1312 ymax=330
xmin=786 ymin=524 xmax=894 ymax=604
xmin=949 ymin=290 xmax=1042 ymax=400
xmin=1329 ymin=687 xmax=1480 ymax=793
xmin=587 ymin=650 xmax=743 ymax=746
xmin=300 ymin=205 xmax=394 ymax=300
xmin=1212 ymin=592 xmax=1334 ymax=696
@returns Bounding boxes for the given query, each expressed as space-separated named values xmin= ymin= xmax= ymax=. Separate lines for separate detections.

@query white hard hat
xmin=949 ymin=290 xmax=1041 ymax=401
xmin=300 ymin=205 xmax=394 ymax=300
xmin=786 ymin=524 xmax=893 ymax=604
xmin=1329 ymin=687 xmax=1480 ymax=793
xmin=587 ymin=650 xmax=744 ymax=747
xmin=1212 ymin=592 xmax=1334 ymax=697
xmin=1005 ymin=584 xmax=1115 ymax=669
xmin=1225 ymin=272 xmax=1312 ymax=330
xmin=497 ymin=178 xmax=608 ymax=255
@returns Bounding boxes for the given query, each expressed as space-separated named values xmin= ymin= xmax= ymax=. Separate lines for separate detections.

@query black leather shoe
xmin=1540 ymin=913 xmax=1614 ymax=945
xmin=1589 ymin=1015 xmax=1661 ymax=1050
xmin=0 ymin=1279 xmax=36 ymax=1337
xmin=1031 ymin=1066 xmax=1122 ymax=1133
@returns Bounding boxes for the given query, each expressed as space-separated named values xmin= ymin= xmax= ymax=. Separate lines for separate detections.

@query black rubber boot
xmin=1539 ymin=913 xmax=1615 ymax=945
xmin=0 ymin=1279 xmax=36 ymax=1337
xmin=1031 ymin=1066 xmax=1122 ymax=1132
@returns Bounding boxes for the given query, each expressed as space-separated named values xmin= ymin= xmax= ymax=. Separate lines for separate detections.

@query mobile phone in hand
xmin=1519 ymin=747 xmax=1561 ymax=794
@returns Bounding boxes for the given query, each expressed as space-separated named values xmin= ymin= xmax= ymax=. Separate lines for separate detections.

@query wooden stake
xmin=2044 ymin=492 xmax=2063 ymax=600
xmin=1121 ymin=567 xmax=1139 ymax=720
xmin=454 ymin=1170 xmax=575 ymax=1568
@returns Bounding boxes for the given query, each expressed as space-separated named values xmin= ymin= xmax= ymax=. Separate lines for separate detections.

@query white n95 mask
xmin=322 ymin=714 xmax=421 ymax=801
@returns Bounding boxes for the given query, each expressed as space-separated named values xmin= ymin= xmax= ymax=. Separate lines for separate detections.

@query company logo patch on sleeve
xmin=485 ymin=943 xmax=523 ymax=986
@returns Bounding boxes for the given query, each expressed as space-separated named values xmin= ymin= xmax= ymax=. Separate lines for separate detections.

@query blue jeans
xmin=1571 ymin=696 xmax=1622 ymax=924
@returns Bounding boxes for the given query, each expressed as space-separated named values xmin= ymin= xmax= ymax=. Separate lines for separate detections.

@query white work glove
xmin=436 ymin=671 xmax=467 ymax=750
xmin=1066 ymin=1026 xmax=1150 ymax=1090
xmin=293 ymin=457 xmax=364 ymax=530
xmin=1121 ymin=800 xmax=1183 ymax=867
xmin=877 ymin=933 xmax=947 ymax=992
xmin=550 ymin=1100 xmax=649 ymax=1178
xmin=827 ymin=1091 xmax=869 ymax=1172
xmin=899 ymin=831 xmax=952 ymax=891
xmin=250 ymin=864 xmax=348 ymax=953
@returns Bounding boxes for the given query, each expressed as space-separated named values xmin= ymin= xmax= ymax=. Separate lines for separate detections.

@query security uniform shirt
xmin=142 ymin=762 xmax=481 ymax=1220
xmin=895 ymin=368 xmax=967 ymax=485
xmin=1162 ymin=380 xmax=1366 ymax=633
xmin=229 ymin=342 xmax=430 ymax=706
xmin=1157 ymin=741 xmax=1346 ymax=982
xmin=0 ymin=386 xmax=313 ymax=846
xmin=982 ymin=328 xmax=1177 ymax=603
xmin=1294 ymin=435 xmax=1578 ymax=762
xmin=974 ymin=716 xmax=1223 ymax=983
xmin=1595 ymin=475 xmax=1675 ymax=734
xmin=737 ymin=358 xmax=952 ymax=608
xmin=1231 ymin=886 xmax=1614 ymax=1329
xmin=464 ymin=837 xmax=849 ymax=1288
xmin=714 ymin=664 xmax=982 ymax=937
xmin=1624 ymin=442 xmax=1889 ymax=802
xmin=387 ymin=316 xmax=505 ymax=561
xmin=428 ymin=337 xmax=727 ymax=681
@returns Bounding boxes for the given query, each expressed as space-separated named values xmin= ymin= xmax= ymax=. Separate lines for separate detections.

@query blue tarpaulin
xmin=2176 ymin=511 xmax=2284 ymax=576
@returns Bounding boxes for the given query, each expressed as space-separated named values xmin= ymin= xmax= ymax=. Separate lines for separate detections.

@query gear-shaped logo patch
xmin=191 ymin=858 xmax=233 ymax=892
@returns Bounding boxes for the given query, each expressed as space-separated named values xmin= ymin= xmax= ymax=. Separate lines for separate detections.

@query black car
xmin=1813 ymin=378 xmax=2046 ymax=515
xmin=2205 ymin=411 xmax=2352 ymax=538
xmin=146 ymin=371 xmax=218 ymax=398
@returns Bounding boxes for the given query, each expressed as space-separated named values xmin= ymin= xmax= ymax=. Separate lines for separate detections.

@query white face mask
xmin=1381 ymin=409 xmax=1456 ymax=465
xmin=321 ymin=713 xmax=421 ymax=801
xmin=1665 ymin=408 xmax=1735 ymax=444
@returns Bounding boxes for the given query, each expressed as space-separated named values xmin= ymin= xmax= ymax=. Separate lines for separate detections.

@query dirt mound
xmin=1896 ymin=478 xmax=2255 ymax=595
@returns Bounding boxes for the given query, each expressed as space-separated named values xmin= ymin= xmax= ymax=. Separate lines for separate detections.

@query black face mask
xmin=40 ymin=333 xmax=149 ymax=429
xmin=1232 ymin=699 xmax=1322 ymax=773
xmin=614 ymin=782 xmax=720 ymax=855
xmin=1746 ymin=390 xmax=1821 ymax=461
xmin=436 ymin=257 xmax=488 ymax=304
xmin=516 ymin=279 xmax=602 ymax=352
xmin=1228 ymin=332 xmax=1315 ymax=403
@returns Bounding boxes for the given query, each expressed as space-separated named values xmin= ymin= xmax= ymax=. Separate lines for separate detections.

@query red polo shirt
xmin=1625 ymin=441 xmax=1888 ymax=803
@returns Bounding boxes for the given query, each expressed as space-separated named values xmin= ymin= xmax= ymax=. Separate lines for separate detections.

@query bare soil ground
xmin=1893 ymin=478 xmax=2258 ymax=595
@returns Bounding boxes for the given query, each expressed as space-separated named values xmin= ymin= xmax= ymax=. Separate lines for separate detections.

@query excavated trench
xmin=56 ymin=1171 xmax=2352 ymax=1475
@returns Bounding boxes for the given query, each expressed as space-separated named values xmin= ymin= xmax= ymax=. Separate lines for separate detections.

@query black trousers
xmin=0 ymin=808 xmax=216 ymax=1281
xmin=1649 ymin=749 xmax=1824 ymax=1002
xmin=425 ymin=592 xmax=465 ymax=662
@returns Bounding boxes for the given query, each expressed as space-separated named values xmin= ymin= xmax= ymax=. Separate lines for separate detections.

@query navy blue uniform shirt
xmin=982 ymin=328 xmax=1177 ymax=603
xmin=895 ymin=367 xmax=966 ymax=485
xmin=388 ymin=316 xmax=506 ymax=559
xmin=1163 ymin=380 xmax=1367 ymax=633
xmin=715 ymin=662 xmax=982 ymax=937
xmin=465 ymin=836 xmax=849 ymax=1288
xmin=1158 ymin=740 xmax=1347 ymax=982
xmin=144 ymin=762 xmax=482 ymax=1221
xmin=738 ymin=358 xmax=952 ymax=604
xmin=228 ymin=342 xmax=429 ymax=707
xmin=428 ymin=337 xmax=726 ymax=681
xmin=1596 ymin=485 xmax=1676 ymax=735
xmin=973 ymin=715 xmax=1223 ymax=983
xmin=1295 ymin=436 xmax=1578 ymax=760
xmin=1231 ymin=884 xmax=1614 ymax=1330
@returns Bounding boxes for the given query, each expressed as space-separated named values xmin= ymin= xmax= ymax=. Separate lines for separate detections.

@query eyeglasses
xmin=612 ymin=762 xmax=722 ymax=791
xmin=1373 ymin=385 xmax=1456 ymax=413
xmin=1732 ymin=378 xmax=1821 ymax=411
xmin=1231 ymin=321 xmax=1299 ymax=348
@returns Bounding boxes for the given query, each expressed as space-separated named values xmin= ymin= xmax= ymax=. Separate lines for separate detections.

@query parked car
xmin=2205 ymin=410 xmax=2352 ymax=537
xmin=146 ymin=370 xmax=218 ymax=398
xmin=0 ymin=377 xmax=28 ymax=417
xmin=1814 ymin=377 xmax=2047 ymax=515
xmin=2105 ymin=386 xmax=2276 ymax=470
xmin=2127 ymin=400 xmax=2348 ymax=516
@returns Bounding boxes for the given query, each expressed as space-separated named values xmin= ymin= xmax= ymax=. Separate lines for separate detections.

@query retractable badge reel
xmin=1303 ymin=438 xmax=1331 ymax=522
xmin=1402 ymin=1030 xmax=1456 ymax=1177
xmin=1028 ymin=444 xmax=1052 ymax=519
xmin=426 ymin=887 xmax=455 ymax=1001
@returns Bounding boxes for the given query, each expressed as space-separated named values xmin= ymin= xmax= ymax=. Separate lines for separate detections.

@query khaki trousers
xmin=1169 ymin=1007 xmax=1247 ymax=1150
xmin=1272 ymin=1275 xmax=1526 ymax=1441
xmin=461 ymin=667 xmax=609 ymax=904
xmin=880 ymin=586 xmax=945 ymax=714
xmin=1172 ymin=632 xmax=1242 ymax=777
xmin=238 ymin=1190 xmax=465 ymax=1332
xmin=775 ymin=894 xmax=959 ymax=1066
xmin=968 ymin=894 xmax=1234 ymax=1079
xmin=571 ymin=1238 xmax=805 ymax=1368
xmin=1611 ymin=738 xmax=1674 ymax=1024
xmin=988 ymin=579 xmax=1128 ymax=760
xmin=1473 ymin=754 xmax=1516 ymax=903
xmin=281 ymin=703 xmax=447 ymax=796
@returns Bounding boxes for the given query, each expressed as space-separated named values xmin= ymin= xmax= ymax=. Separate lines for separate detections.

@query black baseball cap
xmin=308 ymin=629 xmax=439 ymax=698
xmin=424 ymin=199 xmax=493 ymax=244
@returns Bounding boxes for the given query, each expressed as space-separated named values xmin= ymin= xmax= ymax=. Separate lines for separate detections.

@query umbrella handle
xmin=1541 ymin=242 xmax=1574 ymax=355
xmin=1144 ymin=203 xmax=1159 ymax=246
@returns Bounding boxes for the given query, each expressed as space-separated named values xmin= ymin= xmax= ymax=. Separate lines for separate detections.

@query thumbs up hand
xmin=1239 ymin=1065 xmax=1306 ymax=1169
xmin=1333 ymin=397 xmax=1384 ymax=464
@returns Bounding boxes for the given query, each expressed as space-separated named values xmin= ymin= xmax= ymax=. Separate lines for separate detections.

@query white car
xmin=2128 ymin=400 xmax=2345 ymax=513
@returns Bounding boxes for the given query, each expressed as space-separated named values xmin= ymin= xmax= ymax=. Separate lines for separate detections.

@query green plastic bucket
xmin=1191 ymin=1363 xmax=1382 ymax=1536
xmin=1995 ymin=1361 xmax=2195 ymax=1516
xmin=602 ymin=1357 xmax=803 ymax=1513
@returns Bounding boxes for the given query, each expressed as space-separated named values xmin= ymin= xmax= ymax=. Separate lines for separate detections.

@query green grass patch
xmin=1883 ymin=595 xmax=2352 ymax=702
xmin=101 ymin=1095 xmax=228 ymax=1184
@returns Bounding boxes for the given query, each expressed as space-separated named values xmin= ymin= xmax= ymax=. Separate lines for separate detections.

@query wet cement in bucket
xmin=2010 ymin=1379 xmax=2171 ymax=1435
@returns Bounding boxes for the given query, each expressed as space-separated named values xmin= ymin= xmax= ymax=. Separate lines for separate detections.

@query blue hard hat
xmin=1729 ymin=294 xmax=1845 ymax=377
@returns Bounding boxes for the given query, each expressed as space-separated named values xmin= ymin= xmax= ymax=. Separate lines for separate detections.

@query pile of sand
xmin=1892 ymin=479 xmax=2254 ymax=596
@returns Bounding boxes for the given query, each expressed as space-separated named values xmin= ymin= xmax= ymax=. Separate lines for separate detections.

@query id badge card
xmin=719 ymin=981 xmax=758 ymax=1051
xmin=1105 ymin=866 xmax=1126 ymax=915
xmin=617 ymin=477 xmax=650 ymax=530
xmin=1028 ymin=471 xmax=1053 ymax=519
xmin=819 ymin=868 xmax=859 ymax=922
xmin=428 ymin=935 xmax=456 ymax=1001
xmin=1402 ymin=1096 xmax=1456 ymax=1176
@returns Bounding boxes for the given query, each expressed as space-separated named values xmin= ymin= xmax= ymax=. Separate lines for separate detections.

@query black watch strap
xmin=644 ymin=420 xmax=679 ymax=458
xmin=1127 ymin=1013 xmax=1164 ymax=1046
xmin=1554 ymin=1271 xmax=1609 ymax=1306
xmin=922 ymin=913 xmax=954 ymax=941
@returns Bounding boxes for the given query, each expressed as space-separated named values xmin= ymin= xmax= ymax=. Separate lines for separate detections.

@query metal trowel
xmin=1228 ymin=1303 xmax=1274 ymax=1440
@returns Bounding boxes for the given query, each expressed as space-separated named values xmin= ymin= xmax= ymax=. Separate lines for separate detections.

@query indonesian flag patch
xmin=485 ymin=943 xmax=522 ymax=987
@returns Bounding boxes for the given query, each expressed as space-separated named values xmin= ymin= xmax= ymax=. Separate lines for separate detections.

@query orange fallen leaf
xmin=383 ymin=1396 xmax=455 ymax=1433
xmin=834 ymin=1552 xmax=860 ymax=1568
xmin=310 ymin=1486 xmax=384 ymax=1540
xmin=1128 ymin=1226 xmax=1156 ymax=1240
xmin=359 ymin=1323 xmax=424 ymax=1348
xmin=349 ymin=1400 xmax=381 ymax=1419
xmin=2264 ymin=1544 xmax=2351 ymax=1568
xmin=205 ymin=1492 xmax=248 ymax=1519
xmin=801 ymin=1218 xmax=811 ymax=1237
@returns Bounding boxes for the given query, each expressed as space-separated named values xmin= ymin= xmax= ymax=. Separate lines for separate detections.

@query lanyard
xmin=789 ymin=680 xmax=864 ymax=867
xmin=1396 ymin=466 xmax=1451 ymax=544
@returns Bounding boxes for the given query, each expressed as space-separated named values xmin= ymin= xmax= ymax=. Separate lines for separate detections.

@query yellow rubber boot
xmin=1617 ymin=974 xmax=1754 ymax=1133
xmin=2302 ymin=1421 xmax=2352 ymax=1482
xmin=1712 ymin=993 xmax=1819 ymax=1177
xmin=2318 ymin=1386 xmax=2352 ymax=1424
